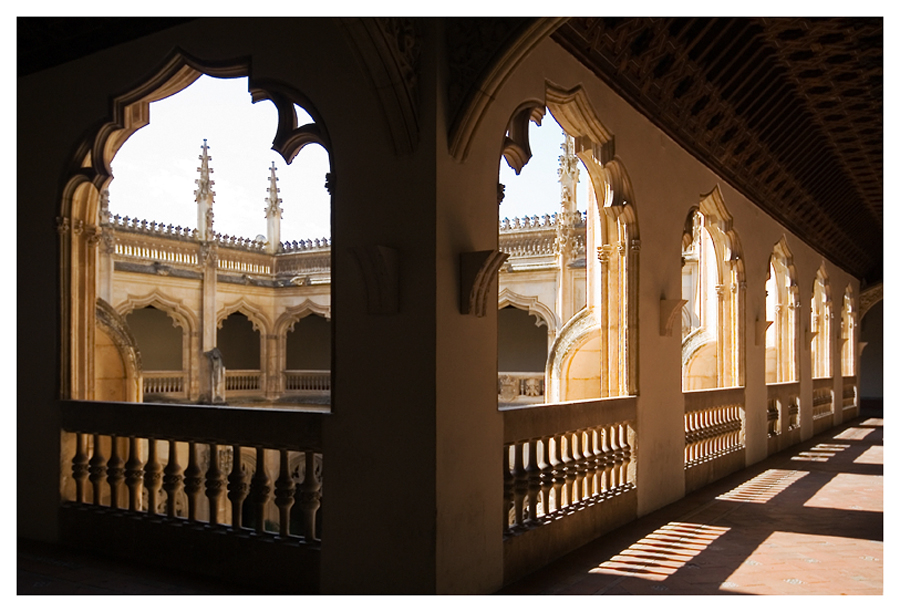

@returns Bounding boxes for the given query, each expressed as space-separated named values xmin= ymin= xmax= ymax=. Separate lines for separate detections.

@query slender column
xmin=227 ymin=444 xmax=249 ymax=529
xmin=249 ymin=447 xmax=271 ymax=533
xmin=205 ymin=444 xmax=226 ymax=525
xmin=88 ymin=434 xmax=106 ymax=506
xmin=72 ymin=433 xmax=89 ymax=504
xmin=274 ymin=449 xmax=296 ymax=537
xmin=183 ymin=442 xmax=203 ymax=522
xmin=298 ymin=451 xmax=322 ymax=541
xmin=106 ymin=435 xmax=125 ymax=510
xmin=144 ymin=438 xmax=162 ymax=515
xmin=123 ymin=437 xmax=144 ymax=511
xmin=162 ymin=440 xmax=183 ymax=518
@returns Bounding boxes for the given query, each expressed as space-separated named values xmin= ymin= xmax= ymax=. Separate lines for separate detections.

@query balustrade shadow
xmin=497 ymin=417 xmax=883 ymax=595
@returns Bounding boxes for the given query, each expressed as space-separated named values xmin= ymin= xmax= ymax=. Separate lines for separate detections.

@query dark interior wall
xmin=860 ymin=300 xmax=883 ymax=399
xmin=497 ymin=307 xmax=548 ymax=372
xmin=217 ymin=312 xmax=260 ymax=370
xmin=126 ymin=306 xmax=182 ymax=370
xmin=286 ymin=315 xmax=331 ymax=370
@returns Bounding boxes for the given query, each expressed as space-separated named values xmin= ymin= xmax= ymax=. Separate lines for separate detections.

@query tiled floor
xmin=498 ymin=416 xmax=884 ymax=595
xmin=18 ymin=415 xmax=883 ymax=595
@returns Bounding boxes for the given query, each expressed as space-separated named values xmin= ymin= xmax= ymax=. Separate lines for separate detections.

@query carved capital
xmin=56 ymin=216 xmax=70 ymax=235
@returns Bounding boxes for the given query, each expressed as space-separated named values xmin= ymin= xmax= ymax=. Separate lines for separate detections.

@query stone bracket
xmin=756 ymin=319 xmax=773 ymax=346
xmin=460 ymin=250 xmax=509 ymax=317
xmin=350 ymin=245 xmax=400 ymax=315
xmin=806 ymin=330 xmax=819 ymax=344
xmin=660 ymin=298 xmax=687 ymax=336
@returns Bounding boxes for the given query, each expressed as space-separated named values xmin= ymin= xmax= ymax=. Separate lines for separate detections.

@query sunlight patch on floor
xmin=715 ymin=469 xmax=808 ymax=503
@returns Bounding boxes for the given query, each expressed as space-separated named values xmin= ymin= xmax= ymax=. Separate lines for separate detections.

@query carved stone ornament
xmin=95 ymin=298 xmax=142 ymax=374
xmin=349 ymin=245 xmax=400 ymax=315
xmin=56 ymin=216 xmax=70 ymax=235
xmin=660 ymin=299 xmax=688 ymax=337
xmin=460 ymin=249 xmax=509 ymax=317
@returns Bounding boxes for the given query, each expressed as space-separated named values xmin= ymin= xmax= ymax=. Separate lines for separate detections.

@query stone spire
xmin=556 ymin=133 xmax=580 ymax=257
xmin=194 ymin=139 xmax=216 ymax=241
xmin=264 ymin=161 xmax=283 ymax=254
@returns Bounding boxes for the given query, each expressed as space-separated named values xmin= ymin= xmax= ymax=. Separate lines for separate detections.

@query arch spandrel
xmin=275 ymin=299 xmax=332 ymax=336
xmin=217 ymin=298 xmax=273 ymax=336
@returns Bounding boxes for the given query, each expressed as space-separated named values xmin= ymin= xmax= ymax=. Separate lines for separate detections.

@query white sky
xmin=108 ymin=74 xmax=584 ymax=239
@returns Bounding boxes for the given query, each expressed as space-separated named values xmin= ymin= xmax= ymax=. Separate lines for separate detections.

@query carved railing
xmin=143 ymin=371 xmax=186 ymax=396
xmin=498 ymin=372 xmax=545 ymax=404
xmin=842 ymin=377 xmax=857 ymax=410
xmin=812 ymin=379 xmax=834 ymax=419
xmin=273 ymin=250 xmax=331 ymax=278
xmin=498 ymin=211 xmax=586 ymax=261
xmin=767 ymin=382 xmax=801 ymax=437
xmin=502 ymin=396 xmax=635 ymax=536
xmin=108 ymin=215 xmax=198 ymax=241
xmin=59 ymin=400 xmax=323 ymax=591
xmin=281 ymin=237 xmax=331 ymax=253
xmin=113 ymin=232 xmax=200 ymax=267
xmin=217 ymin=246 xmax=272 ymax=275
xmin=284 ymin=370 xmax=331 ymax=392
xmin=226 ymin=370 xmax=261 ymax=392
xmin=683 ymin=388 xmax=744 ymax=468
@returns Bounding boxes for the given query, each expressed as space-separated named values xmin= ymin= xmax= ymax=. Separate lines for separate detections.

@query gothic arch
xmin=765 ymin=237 xmax=800 ymax=383
xmin=497 ymin=288 xmax=558 ymax=335
xmin=217 ymin=298 xmax=273 ymax=336
xmin=116 ymin=290 xmax=198 ymax=334
xmin=681 ymin=185 xmax=745 ymax=389
xmin=58 ymin=48 xmax=333 ymax=402
xmin=811 ymin=264 xmax=833 ymax=378
xmin=95 ymin=298 xmax=142 ymax=403
xmin=841 ymin=284 xmax=857 ymax=376
xmin=275 ymin=299 xmax=333 ymax=336
xmin=545 ymin=307 xmax=601 ymax=403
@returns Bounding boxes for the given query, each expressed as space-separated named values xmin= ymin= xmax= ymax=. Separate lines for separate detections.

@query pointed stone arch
xmin=275 ymin=299 xmax=333 ymax=336
xmin=58 ymin=48 xmax=333 ymax=402
xmin=497 ymin=288 xmax=558 ymax=335
xmin=811 ymin=264 xmax=833 ymax=379
xmin=681 ymin=185 xmax=745 ymax=389
xmin=765 ymin=236 xmax=800 ymax=383
xmin=116 ymin=290 xmax=199 ymax=333
xmin=95 ymin=298 xmax=142 ymax=403
xmin=217 ymin=298 xmax=273 ymax=336
xmin=841 ymin=284 xmax=857 ymax=377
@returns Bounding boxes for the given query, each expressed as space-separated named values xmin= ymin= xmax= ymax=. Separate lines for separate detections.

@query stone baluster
xmin=525 ymin=438 xmax=542 ymax=522
xmin=619 ymin=424 xmax=632 ymax=487
xmin=144 ymin=438 xmax=162 ymax=515
xmin=581 ymin=429 xmax=596 ymax=499
xmin=512 ymin=442 xmax=527 ymax=529
xmin=538 ymin=436 xmax=554 ymax=517
xmin=599 ymin=426 xmax=612 ymax=496
xmin=106 ymin=435 xmax=125 ymax=510
xmin=183 ymin=442 xmax=203 ymax=522
xmin=503 ymin=444 xmax=514 ymax=532
xmin=162 ymin=440 xmax=184 ymax=518
xmin=608 ymin=425 xmax=621 ymax=491
xmin=72 ymin=433 xmax=89 ymax=504
xmin=684 ymin=413 xmax=694 ymax=465
xmin=88 ymin=434 xmax=107 ymax=506
xmin=613 ymin=423 xmax=627 ymax=490
xmin=227 ymin=444 xmax=249 ymax=529
xmin=205 ymin=444 xmax=226 ymax=526
xmin=298 ymin=452 xmax=322 ymax=542
xmin=573 ymin=430 xmax=588 ymax=503
xmin=249 ymin=447 xmax=271 ymax=533
xmin=274 ymin=449 xmax=296 ymax=537
xmin=125 ymin=436 xmax=144 ymax=512
xmin=548 ymin=435 xmax=564 ymax=514
xmin=563 ymin=433 xmax=578 ymax=507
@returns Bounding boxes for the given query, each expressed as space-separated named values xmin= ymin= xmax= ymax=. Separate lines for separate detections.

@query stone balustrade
xmin=498 ymin=210 xmax=587 ymax=232
xmin=284 ymin=370 xmax=330 ymax=392
xmin=281 ymin=237 xmax=331 ymax=253
xmin=225 ymin=370 xmax=261 ymax=392
xmin=108 ymin=214 xmax=198 ymax=240
xmin=501 ymin=396 xmax=637 ymax=582
xmin=812 ymin=381 xmax=834 ymax=420
xmin=842 ymin=377 xmax=857 ymax=409
xmin=683 ymin=387 xmax=745 ymax=492
xmin=60 ymin=400 xmax=323 ymax=547
xmin=766 ymin=383 xmax=801 ymax=448
xmin=498 ymin=372 xmax=545 ymax=405
xmin=143 ymin=371 xmax=186 ymax=396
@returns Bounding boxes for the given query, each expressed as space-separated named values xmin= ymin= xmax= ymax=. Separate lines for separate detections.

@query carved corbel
xmin=660 ymin=298 xmax=687 ymax=337
xmin=502 ymin=103 xmax=544 ymax=174
xmin=858 ymin=341 xmax=868 ymax=357
xmin=460 ymin=250 xmax=509 ymax=317
xmin=349 ymin=245 xmax=399 ymax=315
xmin=756 ymin=319 xmax=774 ymax=346
xmin=806 ymin=330 xmax=819 ymax=344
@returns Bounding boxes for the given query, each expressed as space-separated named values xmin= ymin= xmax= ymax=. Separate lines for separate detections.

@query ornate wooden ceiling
xmin=19 ymin=17 xmax=883 ymax=284
xmin=552 ymin=17 xmax=883 ymax=285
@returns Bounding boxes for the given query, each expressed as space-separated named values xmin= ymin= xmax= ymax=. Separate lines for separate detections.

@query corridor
xmin=499 ymin=415 xmax=883 ymax=595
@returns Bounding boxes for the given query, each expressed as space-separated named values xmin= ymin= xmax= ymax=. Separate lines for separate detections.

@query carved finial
xmin=264 ymin=161 xmax=283 ymax=254
xmin=195 ymin=139 xmax=216 ymax=240
xmin=497 ymin=182 xmax=506 ymax=206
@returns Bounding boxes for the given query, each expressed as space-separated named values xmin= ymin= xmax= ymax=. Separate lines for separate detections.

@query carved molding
xmin=660 ymin=298 xmax=688 ymax=337
xmin=339 ymin=17 xmax=421 ymax=155
xmin=859 ymin=281 xmax=883 ymax=320
xmin=216 ymin=297 xmax=273 ymax=335
xmin=545 ymin=306 xmax=599 ymax=402
xmin=498 ymin=288 xmax=558 ymax=334
xmin=116 ymin=290 xmax=198 ymax=333
xmin=460 ymin=249 xmax=508 ymax=317
xmin=448 ymin=17 xmax=566 ymax=161
xmin=501 ymin=101 xmax=545 ymax=174
xmin=96 ymin=297 xmax=143 ymax=375
xmin=249 ymin=79 xmax=331 ymax=165
xmin=349 ymin=245 xmax=400 ymax=315
xmin=275 ymin=299 xmax=332 ymax=335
